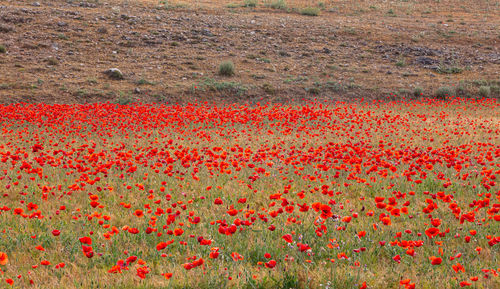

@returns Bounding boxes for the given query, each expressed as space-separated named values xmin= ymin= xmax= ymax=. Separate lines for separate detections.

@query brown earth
xmin=0 ymin=0 xmax=499 ymax=104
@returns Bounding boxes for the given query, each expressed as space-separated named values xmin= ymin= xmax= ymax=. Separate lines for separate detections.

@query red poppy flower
xmin=265 ymin=260 xmax=277 ymax=268
xmin=0 ymin=252 xmax=8 ymax=265
xmin=429 ymin=256 xmax=442 ymax=265
xmin=282 ymin=234 xmax=293 ymax=243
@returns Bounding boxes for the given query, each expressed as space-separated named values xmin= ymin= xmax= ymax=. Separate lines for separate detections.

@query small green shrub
xmin=136 ymin=78 xmax=154 ymax=86
xmin=269 ymin=0 xmax=286 ymax=10
xmin=300 ymin=7 xmax=320 ymax=16
xmin=398 ymin=88 xmax=411 ymax=96
xmin=0 ymin=45 xmax=6 ymax=53
xmin=218 ymin=61 xmax=235 ymax=76
xmin=436 ymin=65 xmax=462 ymax=74
xmin=115 ymin=97 xmax=132 ymax=105
xmin=46 ymin=57 xmax=59 ymax=66
xmin=262 ymin=83 xmax=275 ymax=95
xmin=244 ymin=0 xmax=258 ymax=7
xmin=478 ymin=86 xmax=491 ymax=97
xmin=455 ymin=83 xmax=469 ymax=97
xmin=490 ymin=85 xmax=499 ymax=96
xmin=305 ymin=86 xmax=321 ymax=95
xmin=413 ymin=87 xmax=423 ymax=97
xmin=395 ymin=58 xmax=406 ymax=67
xmin=153 ymin=94 xmax=166 ymax=103
xmin=435 ymin=86 xmax=454 ymax=99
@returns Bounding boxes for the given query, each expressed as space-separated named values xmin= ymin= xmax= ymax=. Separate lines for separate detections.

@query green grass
xmin=194 ymin=77 xmax=247 ymax=95
xmin=136 ymin=78 xmax=155 ymax=86
xmin=436 ymin=65 xmax=462 ymax=74
xmin=0 ymin=101 xmax=498 ymax=289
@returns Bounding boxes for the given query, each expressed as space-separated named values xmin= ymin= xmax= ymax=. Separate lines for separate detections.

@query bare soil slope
xmin=0 ymin=0 xmax=499 ymax=103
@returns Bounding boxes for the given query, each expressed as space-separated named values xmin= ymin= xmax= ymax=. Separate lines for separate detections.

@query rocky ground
xmin=0 ymin=0 xmax=499 ymax=103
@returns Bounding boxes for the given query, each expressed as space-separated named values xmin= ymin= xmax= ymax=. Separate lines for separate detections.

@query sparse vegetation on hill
xmin=0 ymin=0 xmax=498 ymax=103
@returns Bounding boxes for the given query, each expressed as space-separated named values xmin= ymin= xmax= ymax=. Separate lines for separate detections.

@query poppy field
xmin=0 ymin=98 xmax=498 ymax=289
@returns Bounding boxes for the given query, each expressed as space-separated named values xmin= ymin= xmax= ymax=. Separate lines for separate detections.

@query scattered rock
xmin=31 ymin=2 xmax=40 ymax=7
xmin=104 ymin=68 xmax=124 ymax=80
xmin=45 ymin=57 xmax=59 ymax=66
xmin=21 ymin=42 xmax=39 ymax=49
xmin=201 ymin=29 xmax=214 ymax=37
xmin=415 ymin=56 xmax=438 ymax=66
xmin=97 ymin=27 xmax=108 ymax=34
xmin=80 ymin=2 xmax=97 ymax=8
xmin=278 ymin=50 xmax=290 ymax=57
xmin=403 ymin=46 xmax=441 ymax=56
xmin=1 ymin=15 xmax=32 ymax=24
xmin=134 ymin=88 xmax=141 ymax=94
